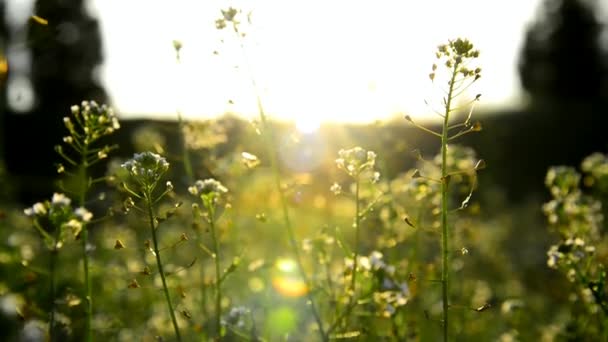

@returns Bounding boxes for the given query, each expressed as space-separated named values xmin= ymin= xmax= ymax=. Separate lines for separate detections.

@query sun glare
xmin=91 ymin=0 xmax=539 ymax=122
xmin=295 ymin=117 xmax=321 ymax=134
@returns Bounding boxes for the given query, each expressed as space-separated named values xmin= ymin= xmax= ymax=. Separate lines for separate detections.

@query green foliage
xmin=543 ymin=153 xmax=608 ymax=339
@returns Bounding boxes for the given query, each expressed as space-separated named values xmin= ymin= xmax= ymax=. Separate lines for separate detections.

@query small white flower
xmin=369 ymin=251 xmax=384 ymax=269
xmin=330 ymin=183 xmax=342 ymax=195
xmin=111 ymin=116 xmax=120 ymax=130
xmin=358 ymin=256 xmax=371 ymax=271
xmin=166 ymin=181 xmax=174 ymax=191
xmin=121 ymin=152 xmax=170 ymax=186
xmin=74 ymin=207 xmax=93 ymax=222
xmin=51 ymin=193 xmax=71 ymax=206
xmin=372 ymin=171 xmax=381 ymax=183
xmin=64 ymin=219 xmax=83 ymax=236
xmin=241 ymin=152 xmax=260 ymax=168
xmin=24 ymin=202 xmax=47 ymax=217
xmin=189 ymin=179 xmax=228 ymax=196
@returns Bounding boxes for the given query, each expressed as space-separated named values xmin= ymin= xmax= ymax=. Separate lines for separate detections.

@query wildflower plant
xmin=189 ymin=178 xmax=231 ymax=338
xmin=405 ymin=38 xmax=484 ymax=341
xmin=53 ymin=101 xmax=119 ymax=342
xmin=24 ymin=193 xmax=92 ymax=341
xmin=543 ymin=156 xmax=608 ymax=337
xmin=120 ymin=152 xmax=182 ymax=341
xmin=333 ymin=147 xmax=381 ymax=293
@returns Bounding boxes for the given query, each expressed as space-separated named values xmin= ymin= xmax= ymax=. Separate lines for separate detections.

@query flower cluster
xmin=335 ymin=147 xmax=379 ymax=181
xmin=215 ymin=7 xmax=240 ymax=31
xmin=344 ymin=251 xmax=410 ymax=317
xmin=581 ymin=152 xmax=608 ymax=193
xmin=543 ymin=159 xmax=607 ymax=315
xmin=546 ymin=238 xmax=596 ymax=273
xmin=63 ymin=101 xmax=120 ymax=144
xmin=24 ymin=193 xmax=93 ymax=250
xmin=190 ymin=179 xmax=229 ymax=222
xmin=222 ymin=306 xmax=250 ymax=329
xmin=188 ymin=179 xmax=228 ymax=197
xmin=121 ymin=152 xmax=170 ymax=190
xmin=430 ymin=38 xmax=481 ymax=81
xmin=182 ymin=120 xmax=228 ymax=151
xmin=543 ymin=166 xmax=602 ymax=238
xmin=55 ymin=101 xmax=120 ymax=191
xmin=545 ymin=166 xmax=581 ymax=198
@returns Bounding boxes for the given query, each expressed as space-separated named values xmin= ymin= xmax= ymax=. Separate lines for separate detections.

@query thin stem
xmin=234 ymin=29 xmax=327 ymax=341
xmin=349 ymin=176 xmax=361 ymax=293
xmin=49 ymin=236 xmax=60 ymax=342
xmin=207 ymin=199 xmax=222 ymax=338
xmin=440 ymin=62 xmax=459 ymax=342
xmin=145 ymin=190 xmax=182 ymax=342
xmin=79 ymin=145 xmax=93 ymax=342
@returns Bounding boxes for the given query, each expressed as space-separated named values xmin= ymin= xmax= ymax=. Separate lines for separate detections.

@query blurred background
xmin=1 ymin=0 xmax=608 ymax=202
xmin=1 ymin=0 xmax=608 ymax=340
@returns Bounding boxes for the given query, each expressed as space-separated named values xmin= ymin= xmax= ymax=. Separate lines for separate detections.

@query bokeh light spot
xmin=272 ymin=258 xmax=308 ymax=297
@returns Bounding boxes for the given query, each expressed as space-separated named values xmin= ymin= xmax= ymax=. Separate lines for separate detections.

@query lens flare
xmin=271 ymin=258 xmax=308 ymax=297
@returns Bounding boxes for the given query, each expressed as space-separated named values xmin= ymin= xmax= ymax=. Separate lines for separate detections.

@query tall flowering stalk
xmin=24 ymin=193 xmax=92 ymax=341
xmin=55 ymin=101 xmax=119 ymax=342
xmin=334 ymin=147 xmax=379 ymax=293
xmin=189 ymin=179 xmax=229 ymax=338
xmin=406 ymin=38 xmax=483 ymax=341
xmin=121 ymin=152 xmax=181 ymax=341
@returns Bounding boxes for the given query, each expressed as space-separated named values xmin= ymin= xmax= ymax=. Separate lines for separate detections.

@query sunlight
xmin=272 ymin=258 xmax=308 ymax=297
xmin=295 ymin=117 xmax=321 ymax=134
xmin=90 ymin=0 xmax=540 ymax=122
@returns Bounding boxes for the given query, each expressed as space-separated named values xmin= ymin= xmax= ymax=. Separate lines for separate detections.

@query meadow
xmin=0 ymin=8 xmax=607 ymax=342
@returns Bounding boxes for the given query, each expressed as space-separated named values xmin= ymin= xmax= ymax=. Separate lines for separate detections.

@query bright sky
xmin=36 ymin=1 xmax=545 ymax=124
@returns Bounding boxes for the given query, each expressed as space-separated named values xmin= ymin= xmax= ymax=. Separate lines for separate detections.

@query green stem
xmin=207 ymin=200 xmax=222 ymax=338
xmin=349 ymin=176 xmax=361 ymax=293
xmin=145 ymin=190 xmax=182 ymax=342
xmin=235 ymin=31 xmax=327 ymax=341
xmin=79 ymin=146 xmax=93 ymax=342
xmin=49 ymin=239 xmax=59 ymax=341
xmin=440 ymin=62 xmax=459 ymax=342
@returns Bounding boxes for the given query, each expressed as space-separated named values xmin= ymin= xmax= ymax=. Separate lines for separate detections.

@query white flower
xmin=24 ymin=202 xmax=47 ymax=217
xmin=121 ymin=152 xmax=170 ymax=186
xmin=358 ymin=256 xmax=371 ymax=271
xmin=330 ymin=183 xmax=342 ymax=195
xmin=64 ymin=219 xmax=83 ymax=237
xmin=51 ymin=193 xmax=71 ymax=206
xmin=74 ymin=207 xmax=93 ymax=222
xmin=189 ymin=179 xmax=228 ymax=196
xmin=369 ymin=251 xmax=385 ymax=270
xmin=335 ymin=147 xmax=378 ymax=178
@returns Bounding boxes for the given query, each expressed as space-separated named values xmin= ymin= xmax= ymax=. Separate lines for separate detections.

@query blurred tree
xmin=3 ymin=0 xmax=108 ymax=201
xmin=461 ymin=0 xmax=608 ymax=201
xmin=0 ymin=1 xmax=7 ymax=161
xmin=519 ymin=0 xmax=608 ymax=105
xmin=27 ymin=0 xmax=107 ymax=108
